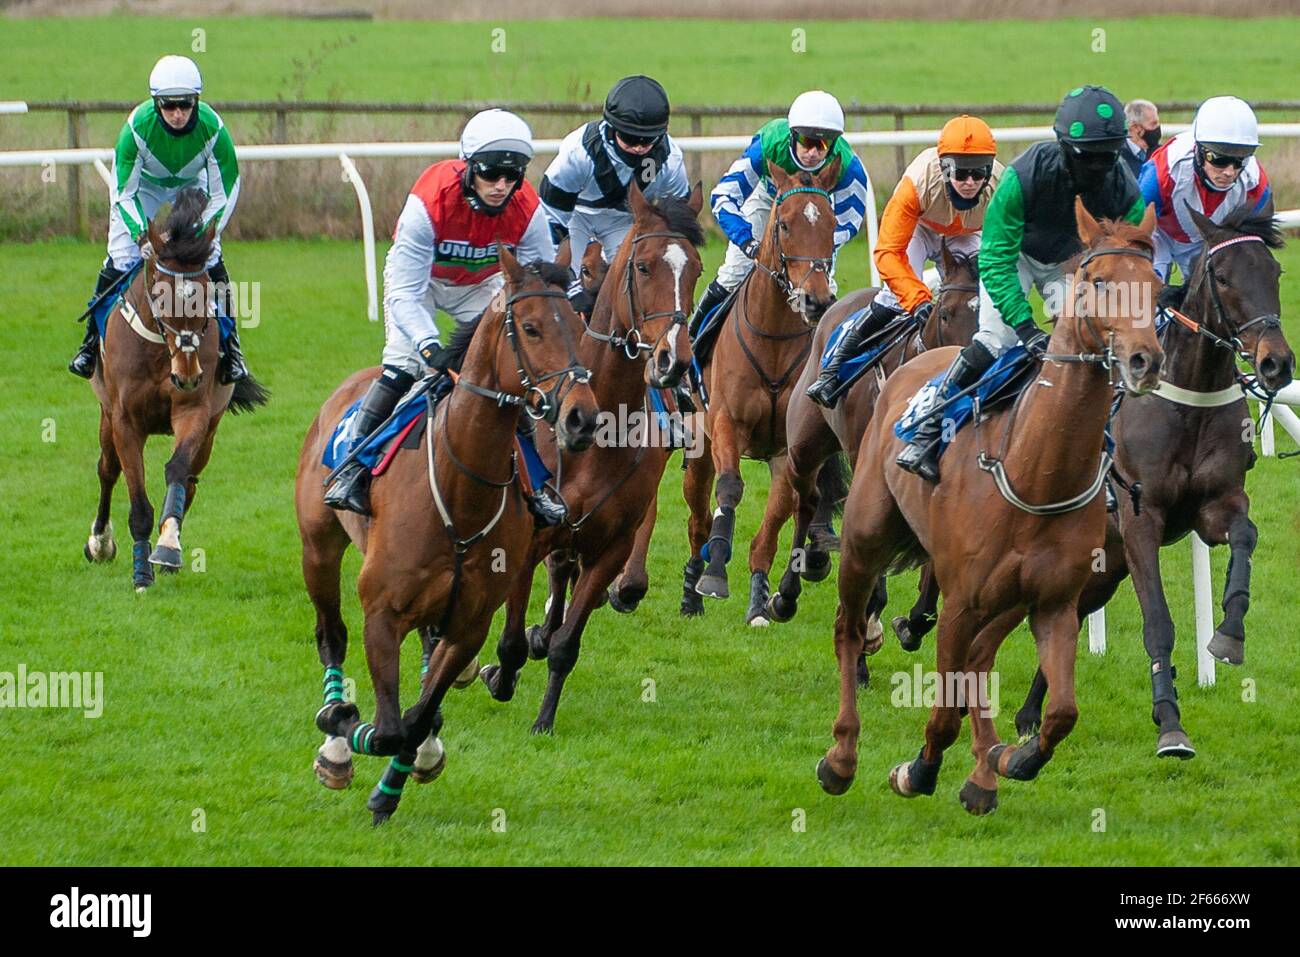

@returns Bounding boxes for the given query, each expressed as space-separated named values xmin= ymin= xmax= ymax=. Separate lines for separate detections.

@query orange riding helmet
xmin=938 ymin=114 xmax=997 ymax=167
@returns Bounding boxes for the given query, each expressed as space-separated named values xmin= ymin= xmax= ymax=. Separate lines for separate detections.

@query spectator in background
xmin=1123 ymin=99 xmax=1161 ymax=179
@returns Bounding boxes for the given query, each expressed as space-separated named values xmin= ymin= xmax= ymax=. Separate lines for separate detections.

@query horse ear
xmin=627 ymin=175 xmax=650 ymax=219
xmin=1075 ymin=196 xmax=1104 ymax=247
xmin=767 ymin=160 xmax=790 ymax=192
xmin=1136 ymin=201 xmax=1157 ymax=242
xmin=816 ymin=154 xmax=843 ymax=191
xmin=498 ymin=245 xmax=523 ymax=285
xmin=1183 ymin=200 xmax=1220 ymax=243
xmin=687 ymin=181 xmax=704 ymax=216
xmin=939 ymin=239 xmax=958 ymax=278
xmin=146 ymin=217 xmax=164 ymax=252
xmin=554 ymin=237 xmax=572 ymax=272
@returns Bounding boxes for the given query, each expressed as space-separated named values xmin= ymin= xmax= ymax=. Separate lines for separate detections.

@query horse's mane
xmin=158 ymin=187 xmax=213 ymax=265
xmin=1218 ymin=206 xmax=1285 ymax=249
xmin=645 ymin=195 xmax=705 ymax=247
xmin=1094 ymin=215 xmax=1156 ymax=253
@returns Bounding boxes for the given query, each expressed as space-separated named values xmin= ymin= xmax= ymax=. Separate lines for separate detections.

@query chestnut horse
xmin=296 ymin=252 xmax=600 ymax=823
xmin=681 ymin=160 xmax=841 ymax=617
xmin=84 ymin=188 xmax=268 ymax=590
xmin=1014 ymin=203 xmax=1294 ymax=758
xmin=820 ymin=200 xmax=1163 ymax=816
xmin=765 ymin=242 xmax=982 ymax=630
xmin=479 ymin=183 xmax=704 ymax=734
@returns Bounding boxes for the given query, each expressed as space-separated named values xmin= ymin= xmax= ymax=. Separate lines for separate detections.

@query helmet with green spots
xmin=1053 ymin=85 xmax=1127 ymax=152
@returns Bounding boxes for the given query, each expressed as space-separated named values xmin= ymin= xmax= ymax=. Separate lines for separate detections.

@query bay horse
xmin=295 ymin=250 xmax=600 ymax=823
xmin=1014 ymin=203 xmax=1294 ymax=758
xmin=479 ymin=182 xmax=704 ymax=734
xmin=820 ymin=200 xmax=1163 ymax=816
xmin=84 ymin=187 xmax=268 ymax=590
xmin=764 ymin=242 xmax=982 ymax=629
xmin=681 ymin=159 xmax=840 ymax=616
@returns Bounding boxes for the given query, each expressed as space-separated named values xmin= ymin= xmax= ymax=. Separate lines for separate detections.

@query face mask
xmin=1141 ymin=126 xmax=1161 ymax=151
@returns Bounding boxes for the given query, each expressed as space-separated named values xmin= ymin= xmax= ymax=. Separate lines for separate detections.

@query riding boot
xmin=688 ymin=279 xmax=730 ymax=340
xmin=517 ymin=417 xmax=568 ymax=527
xmin=324 ymin=373 xmax=406 ymax=515
xmin=208 ymin=260 xmax=249 ymax=384
xmin=69 ymin=264 xmax=124 ymax=378
xmin=895 ymin=340 xmax=995 ymax=483
xmin=806 ymin=298 xmax=901 ymax=407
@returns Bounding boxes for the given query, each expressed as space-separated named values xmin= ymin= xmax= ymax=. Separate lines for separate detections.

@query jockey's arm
xmin=112 ymin=120 xmax=148 ymax=243
xmin=873 ymin=176 xmax=931 ymax=312
xmin=830 ymin=157 xmax=870 ymax=255
xmin=977 ymin=166 xmax=1035 ymax=333
xmin=201 ymin=122 xmax=241 ymax=236
xmin=710 ymin=135 xmax=765 ymax=249
xmin=383 ymin=194 xmax=440 ymax=349
xmin=538 ymin=128 xmax=592 ymax=235
xmin=1138 ymin=159 xmax=1162 ymax=219
xmin=516 ymin=204 xmax=557 ymax=266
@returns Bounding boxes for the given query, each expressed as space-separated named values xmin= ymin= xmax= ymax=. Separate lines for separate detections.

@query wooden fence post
xmin=66 ymin=105 xmax=87 ymax=238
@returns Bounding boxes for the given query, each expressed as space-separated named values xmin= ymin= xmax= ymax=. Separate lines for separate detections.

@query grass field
xmin=1 ymin=234 xmax=1298 ymax=866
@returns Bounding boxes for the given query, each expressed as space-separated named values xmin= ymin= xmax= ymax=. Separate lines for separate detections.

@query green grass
xmin=1 ymin=236 xmax=1298 ymax=865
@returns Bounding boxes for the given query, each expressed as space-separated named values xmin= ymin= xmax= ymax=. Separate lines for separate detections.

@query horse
xmin=1013 ymin=203 xmax=1295 ymax=758
xmin=819 ymin=199 xmax=1163 ymax=816
xmin=295 ymin=250 xmax=600 ymax=823
xmin=764 ymin=241 xmax=982 ymax=630
xmin=83 ymin=187 xmax=268 ymax=591
xmin=680 ymin=159 xmax=841 ymax=618
xmin=479 ymin=182 xmax=705 ymax=735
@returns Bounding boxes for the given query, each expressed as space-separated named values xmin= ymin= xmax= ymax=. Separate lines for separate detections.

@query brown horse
xmin=764 ymin=242 xmax=982 ymax=629
xmin=479 ymin=182 xmax=705 ymax=734
xmin=1014 ymin=203 xmax=1295 ymax=758
xmin=681 ymin=160 xmax=841 ymax=617
xmin=819 ymin=200 xmax=1163 ymax=816
xmin=84 ymin=188 xmax=268 ymax=591
xmin=295 ymin=251 xmax=600 ymax=823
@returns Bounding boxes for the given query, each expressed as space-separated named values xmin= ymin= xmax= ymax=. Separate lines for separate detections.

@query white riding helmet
xmin=1192 ymin=96 xmax=1259 ymax=155
xmin=788 ymin=91 xmax=846 ymax=136
xmin=459 ymin=109 xmax=534 ymax=162
xmin=149 ymin=55 xmax=203 ymax=97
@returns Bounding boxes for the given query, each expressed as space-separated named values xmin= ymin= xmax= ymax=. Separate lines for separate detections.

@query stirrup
xmin=324 ymin=461 xmax=372 ymax=516
xmin=528 ymin=487 xmax=568 ymax=527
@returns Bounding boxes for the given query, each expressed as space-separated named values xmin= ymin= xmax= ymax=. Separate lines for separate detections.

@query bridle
xmin=925 ymin=275 xmax=980 ymax=350
xmin=145 ymin=257 xmax=213 ymax=361
xmin=584 ymin=229 xmax=694 ymax=362
xmin=752 ymin=185 xmax=835 ymax=318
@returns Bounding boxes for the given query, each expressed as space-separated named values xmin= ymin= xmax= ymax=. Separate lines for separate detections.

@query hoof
xmin=478 ymin=664 xmax=514 ymax=702
xmin=1207 ymin=631 xmax=1244 ymax=666
xmin=451 ymin=657 xmax=480 ymax=690
xmin=315 ymin=701 xmax=361 ymax=737
xmin=958 ymin=780 xmax=998 ymax=816
xmin=680 ymin=594 xmax=704 ymax=617
xmin=864 ymin=616 xmax=884 ymax=656
xmin=747 ymin=614 xmax=770 ymax=627
xmin=802 ymin=551 xmax=832 ymax=583
xmin=607 ymin=585 xmax=641 ymax=615
xmin=530 ymin=719 xmax=554 ymax=736
xmin=1156 ymin=729 xmax=1196 ymax=759
xmin=148 ymin=544 xmax=182 ymax=569
xmin=892 ymin=615 xmax=922 ymax=652
xmin=1014 ymin=716 xmax=1041 ymax=743
xmin=816 ymin=756 xmax=854 ymax=795
xmin=84 ymin=539 xmax=117 ymax=563
xmin=366 ymin=785 xmax=401 ymax=824
xmin=313 ymin=752 xmax=354 ymax=790
xmin=526 ymin=625 xmax=549 ymax=661
xmin=412 ymin=738 xmax=446 ymax=784
xmin=695 ymin=573 xmax=729 ymax=600
xmin=764 ymin=592 xmax=795 ymax=624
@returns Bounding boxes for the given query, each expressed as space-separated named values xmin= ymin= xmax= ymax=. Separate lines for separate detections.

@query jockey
xmin=70 ymin=55 xmax=247 ymax=383
xmin=1139 ymin=95 xmax=1271 ymax=288
xmin=539 ymin=75 xmax=691 ymax=314
xmin=806 ymin=114 xmax=1003 ymax=407
xmin=896 ymin=85 xmax=1146 ymax=483
xmin=688 ymin=90 xmax=870 ymax=333
xmin=323 ymin=109 xmax=566 ymax=524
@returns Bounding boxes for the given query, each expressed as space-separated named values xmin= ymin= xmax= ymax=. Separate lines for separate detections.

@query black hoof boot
xmin=816 ymin=756 xmax=854 ymax=796
xmin=892 ymin=615 xmax=922 ymax=652
xmin=745 ymin=572 xmax=771 ymax=626
xmin=315 ymin=701 xmax=361 ymax=737
xmin=989 ymin=736 xmax=1052 ymax=781
xmin=1207 ymin=630 xmax=1244 ymax=666
xmin=131 ymin=541 xmax=154 ymax=591
xmin=764 ymin=591 xmax=796 ymax=623
xmin=479 ymin=663 xmax=517 ymax=703
xmin=958 ymin=780 xmax=999 ymax=816
xmin=680 ymin=556 xmax=706 ymax=617
xmin=802 ymin=549 xmax=832 ymax=582
xmin=855 ymin=652 xmax=870 ymax=689
xmin=526 ymin=625 xmax=550 ymax=661
xmin=889 ymin=747 xmax=942 ymax=797
xmin=1151 ymin=658 xmax=1195 ymax=758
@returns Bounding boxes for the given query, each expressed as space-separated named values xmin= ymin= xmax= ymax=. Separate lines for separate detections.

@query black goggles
xmin=472 ymin=163 xmax=526 ymax=183
xmin=615 ymin=131 xmax=661 ymax=149
xmin=156 ymin=96 xmax=197 ymax=112
xmin=793 ymin=130 xmax=839 ymax=151
xmin=942 ymin=159 xmax=992 ymax=183
xmin=1201 ymin=148 xmax=1247 ymax=170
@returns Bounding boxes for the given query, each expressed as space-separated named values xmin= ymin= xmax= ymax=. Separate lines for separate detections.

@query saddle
xmin=819 ymin=309 xmax=920 ymax=383
xmin=323 ymin=377 xmax=440 ymax=477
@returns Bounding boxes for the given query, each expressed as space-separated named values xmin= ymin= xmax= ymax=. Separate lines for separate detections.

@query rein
xmin=584 ymin=229 xmax=692 ymax=360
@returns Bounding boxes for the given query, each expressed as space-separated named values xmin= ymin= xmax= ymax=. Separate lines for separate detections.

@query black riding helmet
xmin=1054 ymin=85 xmax=1126 ymax=188
xmin=604 ymin=75 xmax=670 ymax=137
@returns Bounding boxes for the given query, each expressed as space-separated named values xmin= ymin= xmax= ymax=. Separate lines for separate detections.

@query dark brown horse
xmin=820 ymin=200 xmax=1163 ymax=816
xmin=1014 ymin=203 xmax=1294 ymax=758
xmin=296 ymin=250 xmax=600 ymax=823
xmin=764 ymin=242 xmax=982 ymax=628
xmin=479 ymin=182 xmax=705 ymax=734
xmin=84 ymin=188 xmax=268 ymax=590
xmin=681 ymin=160 xmax=841 ymax=616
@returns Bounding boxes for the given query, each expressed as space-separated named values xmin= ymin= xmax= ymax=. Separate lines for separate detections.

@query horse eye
xmin=522 ymin=323 xmax=541 ymax=338
xmin=779 ymin=221 xmax=790 ymax=233
xmin=1216 ymin=272 xmax=1230 ymax=286
xmin=636 ymin=261 xmax=650 ymax=275
xmin=581 ymin=266 xmax=591 ymax=278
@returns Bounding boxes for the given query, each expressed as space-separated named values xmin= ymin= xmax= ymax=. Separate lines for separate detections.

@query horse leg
xmin=480 ymin=556 xmax=538 ymax=703
xmin=959 ymin=608 xmax=1022 ymax=816
xmin=610 ymin=495 xmax=655 ymax=614
xmin=893 ymin=563 xmax=939 ymax=652
xmin=303 ymin=511 xmax=356 ymax=791
xmin=807 ymin=465 xmax=841 ymax=554
xmin=697 ymin=413 xmax=744 ymax=600
xmin=85 ymin=408 xmax=121 ymax=563
xmin=112 ymin=419 xmax=155 ymax=591
xmin=1201 ymin=495 xmax=1255 ymax=666
xmin=149 ymin=410 xmax=210 ymax=572
xmin=531 ymin=550 xmax=576 ymax=659
xmin=990 ymin=603 xmax=1080 ymax=783
xmin=531 ymin=541 xmax=634 ymax=735
xmin=324 ymin=608 xmax=405 ymax=764
xmin=680 ymin=442 xmax=715 ymax=616
xmin=745 ymin=454 xmax=796 ymax=626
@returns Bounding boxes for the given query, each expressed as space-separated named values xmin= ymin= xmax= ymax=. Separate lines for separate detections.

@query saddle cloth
xmin=819 ymin=309 xmax=918 ymax=383
xmin=323 ymin=381 xmax=433 ymax=475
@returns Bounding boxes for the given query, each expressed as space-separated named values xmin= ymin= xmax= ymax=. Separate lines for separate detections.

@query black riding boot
xmin=688 ymin=279 xmax=730 ymax=339
xmin=208 ymin=261 xmax=249 ymax=384
xmin=323 ymin=372 xmax=407 ymax=516
xmin=895 ymin=341 xmax=994 ymax=483
xmin=69 ymin=264 xmax=124 ymax=378
xmin=806 ymin=298 xmax=901 ymax=407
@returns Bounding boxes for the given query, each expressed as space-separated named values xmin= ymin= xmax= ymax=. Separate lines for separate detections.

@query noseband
xmin=753 ymin=185 xmax=835 ymax=316
xmin=146 ymin=259 xmax=213 ymax=361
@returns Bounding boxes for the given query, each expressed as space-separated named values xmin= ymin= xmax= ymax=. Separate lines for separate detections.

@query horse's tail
xmin=817 ymin=451 xmax=850 ymax=519
xmin=228 ymin=373 xmax=271 ymax=415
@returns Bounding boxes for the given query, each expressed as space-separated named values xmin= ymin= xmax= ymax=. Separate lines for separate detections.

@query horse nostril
xmin=1129 ymin=352 xmax=1150 ymax=378
xmin=1260 ymin=356 xmax=1280 ymax=382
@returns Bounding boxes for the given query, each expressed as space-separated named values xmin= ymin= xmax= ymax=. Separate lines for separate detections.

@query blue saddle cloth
xmin=893 ymin=346 xmax=1032 ymax=462
xmin=323 ymin=389 xmax=429 ymax=472
xmin=819 ymin=309 xmax=914 ymax=382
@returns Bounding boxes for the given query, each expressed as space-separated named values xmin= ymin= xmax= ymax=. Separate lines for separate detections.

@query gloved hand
xmin=566 ymin=278 xmax=595 ymax=318
xmin=1014 ymin=322 xmax=1050 ymax=358
xmin=742 ymin=238 xmax=761 ymax=260
xmin=909 ymin=300 xmax=934 ymax=325
xmin=417 ymin=337 xmax=444 ymax=371
xmin=138 ymin=239 xmax=155 ymax=261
